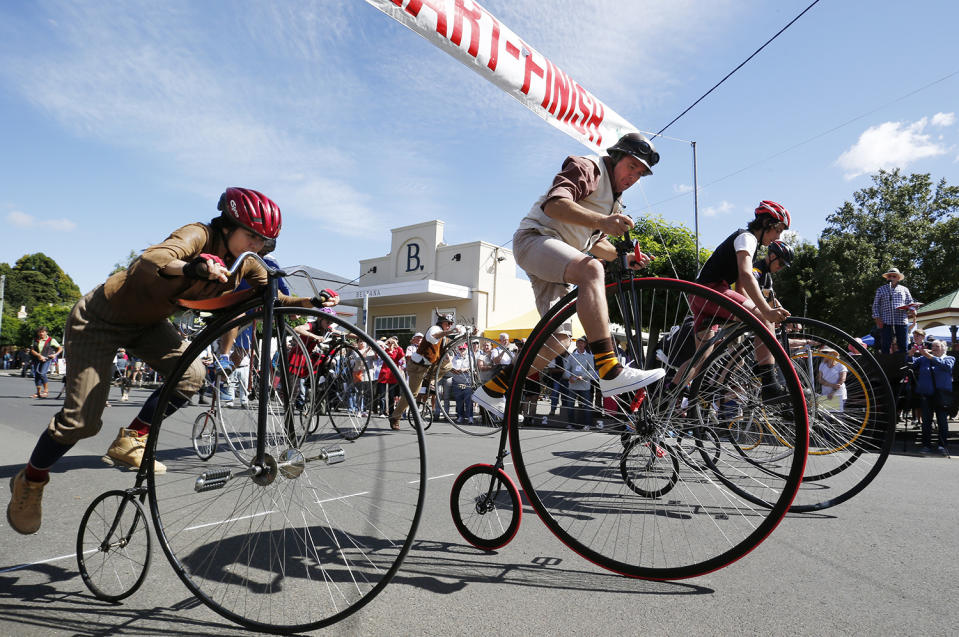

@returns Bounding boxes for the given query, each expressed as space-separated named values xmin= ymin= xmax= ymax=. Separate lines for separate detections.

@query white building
xmin=338 ymin=220 xmax=537 ymax=342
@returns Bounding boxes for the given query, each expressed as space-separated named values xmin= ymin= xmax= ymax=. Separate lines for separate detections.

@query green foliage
xmin=761 ymin=239 xmax=820 ymax=318
xmin=0 ymin=253 xmax=81 ymax=346
xmin=815 ymin=169 xmax=959 ymax=336
xmin=630 ymin=214 xmax=712 ymax=281
xmin=110 ymin=250 xmax=139 ymax=277
xmin=1 ymin=253 xmax=81 ymax=312
xmin=17 ymin=304 xmax=71 ymax=346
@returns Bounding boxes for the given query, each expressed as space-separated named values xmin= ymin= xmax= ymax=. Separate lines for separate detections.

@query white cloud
xmin=703 ymin=201 xmax=734 ymax=217
xmin=836 ymin=117 xmax=949 ymax=179
xmin=931 ymin=112 xmax=956 ymax=127
xmin=673 ymin=184 xmax=694 ymax=194
xmin=7 ymin=210 xmax=76 ymax=232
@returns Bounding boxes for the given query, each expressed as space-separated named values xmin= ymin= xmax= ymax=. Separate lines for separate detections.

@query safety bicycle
xmin=450 ymin=235 xmax=809 ymax=579
xmin=75 ymin=252 xmax=427 ymax=634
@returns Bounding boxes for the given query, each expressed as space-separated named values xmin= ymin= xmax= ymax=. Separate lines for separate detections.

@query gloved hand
xmin=310 ymin=288 xmax=339 ymax=307
xmin=183 ymin=253 xmax=227 ymax=280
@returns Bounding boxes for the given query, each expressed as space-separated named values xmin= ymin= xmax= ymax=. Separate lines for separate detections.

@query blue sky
xmin=1 ymin=0 xmax=957 ymax=297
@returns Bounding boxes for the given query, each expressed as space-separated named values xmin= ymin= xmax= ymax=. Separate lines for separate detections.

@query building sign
xmin=406 ymin=242 xmax=423 ymax=272
xmin=365 ymin=0 xmax=639 ymax=151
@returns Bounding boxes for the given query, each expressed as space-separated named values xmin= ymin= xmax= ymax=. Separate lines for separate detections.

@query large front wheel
xmin=508 ymin=277 xmax=808 ymax=580
xmin=146 ymin=305 xmax=427 ymax=633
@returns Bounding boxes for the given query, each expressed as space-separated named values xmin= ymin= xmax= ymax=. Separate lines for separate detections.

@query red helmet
xmin=754 ymin=200 xmax=790 ymax=229
xmin=217 ymin=187 xmax=282 ymax=239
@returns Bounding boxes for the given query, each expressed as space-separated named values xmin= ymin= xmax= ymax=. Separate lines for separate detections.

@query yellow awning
xmin=483 ymin=308 xmax=585 ymax=340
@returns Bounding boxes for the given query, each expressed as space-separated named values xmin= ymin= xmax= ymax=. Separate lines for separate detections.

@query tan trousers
xmin=390 ymin=358 xmax=452 ymax=421
xmin=47 ymin=286 xmax=205 ymax=446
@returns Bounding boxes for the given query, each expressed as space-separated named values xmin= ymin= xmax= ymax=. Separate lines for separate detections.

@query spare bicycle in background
xmin=76 ymin=252 xmax=427 ymax=633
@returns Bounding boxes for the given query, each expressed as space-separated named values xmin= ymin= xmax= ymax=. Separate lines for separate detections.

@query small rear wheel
xmin=620 ymin=439 xmax=680 ymax=498
xmin=450 ymin=464 xmax=521 ymax=551
xmin=77 ymin=490 xmax=152 ymax=602
xmin=191 ymin=411 xmax=218 ymax=460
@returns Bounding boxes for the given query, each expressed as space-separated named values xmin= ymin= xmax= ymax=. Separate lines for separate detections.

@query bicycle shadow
xmin=0 ymin=562 xmax=248 ymax=636
xmin=400 ymin=538 xmax=712 ymax=596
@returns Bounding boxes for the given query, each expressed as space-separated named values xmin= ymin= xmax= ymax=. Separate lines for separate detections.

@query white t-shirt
xmin=818 ymin=361 xmax=847 ymax=400
xmin=733 ymin=231 xmax=759 ymax=259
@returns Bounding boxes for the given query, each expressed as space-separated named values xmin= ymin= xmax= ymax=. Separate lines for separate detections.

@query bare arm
xmin=737 ymin=250 xmax=788 ymax=322
xmin=543 ymin=198 xmax=634 ymax=238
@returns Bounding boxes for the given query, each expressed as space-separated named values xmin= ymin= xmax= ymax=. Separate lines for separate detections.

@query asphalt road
xmin=1 ymin=373 xmax=956 ymax=636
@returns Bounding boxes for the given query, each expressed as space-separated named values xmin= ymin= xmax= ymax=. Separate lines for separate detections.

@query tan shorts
xmin=513 ymin=228 xmax=581 ymax=334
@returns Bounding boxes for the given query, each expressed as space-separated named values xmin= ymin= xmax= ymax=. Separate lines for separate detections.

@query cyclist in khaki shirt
xmin=7 ymin=187 xmax=339 ymax=535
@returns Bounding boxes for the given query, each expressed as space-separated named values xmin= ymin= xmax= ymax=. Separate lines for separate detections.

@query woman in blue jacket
xmin=912 ymin=339 xmax=954 ymax=455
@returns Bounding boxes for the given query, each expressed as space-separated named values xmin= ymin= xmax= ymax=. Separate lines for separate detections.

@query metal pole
xmin=0 ymin=274 xmax=5 ymax=346
xmin=692 ymin=141 xmax=700 ymax=271
xmin=362 ymin=293 xmax=369 ymax=335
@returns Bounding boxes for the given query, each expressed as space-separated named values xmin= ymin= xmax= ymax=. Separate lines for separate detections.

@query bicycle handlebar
xmin=226 ymin=252 xmax=328 ymax=301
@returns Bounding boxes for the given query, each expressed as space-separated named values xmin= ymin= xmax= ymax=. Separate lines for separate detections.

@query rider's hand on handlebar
xmin=183 ymin=254 xmax=229 ymax=282
xmin=762 ymin=306 xmax=790 ymax=323
xmin=627 ymin=251 xmax=654 ymax=271
xmin=599 ymin=213 xmax=634 ymax=237
xmin=311 ymin=288 xmax=339 ymax=308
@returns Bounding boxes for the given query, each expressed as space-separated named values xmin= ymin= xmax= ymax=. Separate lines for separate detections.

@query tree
xmin=110 ymin=250 xmax=139 ymax=277
xmin=1 ymin=253 xmax=82 ymax=312
xmin=815 ymin=169 xmax=959 ymax=335
xmin=630 ymin=214 xmax=711 ymax=281
xmin=17 ymin=304 xmax=71 ymax=347
xmin=764 ymin=239 xmax=820 ymax=318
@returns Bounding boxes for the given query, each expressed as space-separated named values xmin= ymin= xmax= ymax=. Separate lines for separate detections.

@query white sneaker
xmin=594 ymin=420 xmax=604 ymax=430
xmin=471 ymin=386 xmax=505 ymax=420
xmin=598 ymin=366 xmax=666 ymax=397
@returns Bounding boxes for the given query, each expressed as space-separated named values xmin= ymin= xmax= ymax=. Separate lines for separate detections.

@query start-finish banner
xmin=366 ymin=0 xmax=639 ymax=151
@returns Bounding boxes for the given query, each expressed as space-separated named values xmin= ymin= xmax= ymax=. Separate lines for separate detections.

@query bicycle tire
xmin=436 ymin=335 xmax=503 ymax=436
xmin=77 ymin=490 xmax=152 ymax=602
xmin=146 ymin=304 xmax=427 ymax=633
xmin=620 ymin=439 xmax=679 ymax=498
xmin=325 ymin=342 xmax=373 ymax=441
xmin=191 ymin=411 xmax=218 ymax=461
xmin=508 ymin=277 xmax=807 ymax=580
xmin=778 ymin=317 xmax=895 ymax=511
xmin=407 ymin=397 xmax=433 ymax=431
xmin=450 ymin=464 xmax=522 ymax=550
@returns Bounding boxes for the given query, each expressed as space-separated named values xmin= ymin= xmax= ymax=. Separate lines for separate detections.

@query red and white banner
xmin=366 ymin=0 xmax=639 ymax=151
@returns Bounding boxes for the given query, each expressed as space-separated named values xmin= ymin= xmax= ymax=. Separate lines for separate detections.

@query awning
xmin=483 ymin=308 xmax=586 ymax=340
xmin=337 ymin=279 xmax=471 ymax=307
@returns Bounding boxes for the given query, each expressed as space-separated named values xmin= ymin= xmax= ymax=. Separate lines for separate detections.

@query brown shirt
xmin=101 ymin=222 xmax=311 ymax=325
xmin=542 ymin=155 xmax=620 ymax=209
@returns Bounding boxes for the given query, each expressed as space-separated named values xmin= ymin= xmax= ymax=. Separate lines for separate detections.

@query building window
xmin=374 ymin=314 xmax=416 ymax=345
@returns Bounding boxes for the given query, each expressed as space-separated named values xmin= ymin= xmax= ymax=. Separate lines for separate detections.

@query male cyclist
xmin=472 ymin=133 xmax=666 ymax=418
xmin=7 ymin=187 xmax=338 ymax=535
xmin=388 ymin=313 xmax=460 ymax=430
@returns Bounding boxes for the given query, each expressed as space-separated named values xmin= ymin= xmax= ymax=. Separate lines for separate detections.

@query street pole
xmin=0 ymin=274 xmax=5 ymax=346
xmin=692 ymin=141 xmax=700 ymax=271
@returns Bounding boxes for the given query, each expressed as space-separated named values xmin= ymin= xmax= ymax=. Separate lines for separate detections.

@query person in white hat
xmin=872 ymin=267 xmax=917 ymax=354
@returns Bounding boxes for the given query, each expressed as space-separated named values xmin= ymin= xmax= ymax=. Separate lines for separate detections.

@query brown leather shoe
xmin=102 ymin=428 xmax=167 ymax=474
xmin=7 ymin=469 xmax=48 ymax=534
xmin=389 ymin=419 xmax=401 ymax=431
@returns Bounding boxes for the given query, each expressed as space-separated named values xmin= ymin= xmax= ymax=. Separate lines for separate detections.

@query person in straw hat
xmin=871 ymin=266 xmax=917 ymax=355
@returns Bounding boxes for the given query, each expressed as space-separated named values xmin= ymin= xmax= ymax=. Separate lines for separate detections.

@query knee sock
xmin=26 ymin=430 xmax=73 ymax=482
xmin=482 ymin=365 xmax=512 ymax=397
xmin=590 ymin=337 xmax=623 ymax=380
xmin=129 ymin=389 xmax=191 ymax=434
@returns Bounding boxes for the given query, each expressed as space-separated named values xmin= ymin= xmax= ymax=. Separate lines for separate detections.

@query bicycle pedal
xmin=195 ymin=468 xmax=232 ymax=492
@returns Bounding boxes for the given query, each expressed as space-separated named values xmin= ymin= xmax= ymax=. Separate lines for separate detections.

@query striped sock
xmin=590 ymin=337 xmax=623 ymax=380
xmin=482 ymin=365 xmax=512 ymax=397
